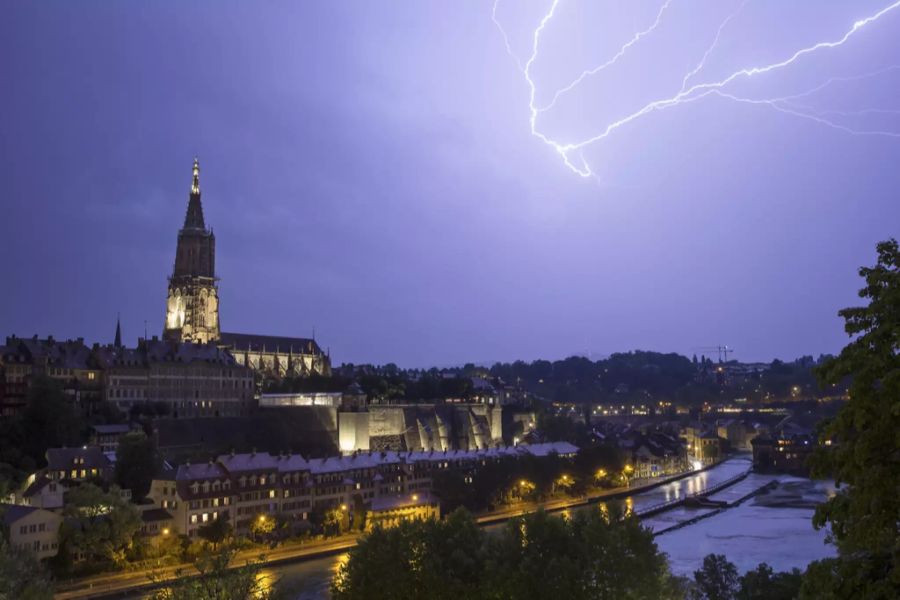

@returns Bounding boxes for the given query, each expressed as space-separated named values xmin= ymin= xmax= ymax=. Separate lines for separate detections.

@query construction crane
xmin=692 ymin=345 xmax=734 ymax=363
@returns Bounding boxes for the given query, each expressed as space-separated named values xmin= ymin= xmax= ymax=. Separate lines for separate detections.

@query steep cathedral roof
xmin=219 ymin=332 xmax=324 ymax=356
xmin=183 ymin=157 xmax=206 ymax=230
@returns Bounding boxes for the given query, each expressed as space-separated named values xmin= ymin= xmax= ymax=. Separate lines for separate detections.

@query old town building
xmin=0 ymin=504 xmax=63 ymax=560
xmin=45 ymin=446 xmax=113 ymax=483
xmin=751 ymin=423 xmax=818 ymax=476
xmin=0 ymin=335 xmax=103 ymax=416
xmin=96 ymin=338 xmax=256 ymax=418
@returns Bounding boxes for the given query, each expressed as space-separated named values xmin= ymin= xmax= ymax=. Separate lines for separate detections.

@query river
xmin=132 ymin=458 xmax=835 ymax=598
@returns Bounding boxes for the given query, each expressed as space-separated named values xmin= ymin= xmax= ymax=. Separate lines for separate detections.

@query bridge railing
xmin=632 ymin=468 xmax=750 ymax=518
xmin=699 ymin=470 xmax=750 ymax=498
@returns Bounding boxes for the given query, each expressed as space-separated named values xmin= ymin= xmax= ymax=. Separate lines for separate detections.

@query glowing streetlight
xmin=412 ymin=494 xmax=419 ymax=501
xmin=161 ymin=528 xmax=170 ymax=536
xmin=340 ymin=504 xmax=348 ymax=511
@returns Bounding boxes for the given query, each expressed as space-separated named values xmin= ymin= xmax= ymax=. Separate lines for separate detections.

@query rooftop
xmin=219 ymin=332 xmax=324 ymax=356
xmin=92 ymin=424 xmax=132 ymax=436
xmin=1 ymin=503 xmax=42 ymax=525
xmin=176 ymin=462 xmax=227 ymax=481
xmin=217 ymin=452 xmax=280 ymax=473
xmin=46 ymin=446 xmax=111 ymax=471
xmin=166 ymin=442 xmax=581 ymax=480
xmin=141 ymin=508 xmax=175 ymax=523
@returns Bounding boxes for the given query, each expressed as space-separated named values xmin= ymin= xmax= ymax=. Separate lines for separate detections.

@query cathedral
xmin=164 ymin=159 xmax=331 ymax=378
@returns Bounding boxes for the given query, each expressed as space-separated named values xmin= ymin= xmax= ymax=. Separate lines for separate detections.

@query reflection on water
xmin=597 ymin=502 xmax=609 ymax=522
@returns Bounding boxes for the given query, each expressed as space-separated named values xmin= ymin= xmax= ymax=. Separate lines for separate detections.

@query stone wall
xmin=339 ymin=403 xmax=505 ymax=453
xmin=154 ymin=406 xmax=338 ymax=461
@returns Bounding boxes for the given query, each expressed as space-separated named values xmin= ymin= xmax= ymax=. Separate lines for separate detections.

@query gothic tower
xmin=163 ymin=158 xmax=220 ymax=344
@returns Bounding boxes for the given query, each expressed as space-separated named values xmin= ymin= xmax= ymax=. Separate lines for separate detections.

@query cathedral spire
xmin=183 ymin=157 xmax=206 ymax=230
xmin=191 ymin=157 xmax=200 ymax=195
xmin=114 ymin=313 xmax=122 ymax=348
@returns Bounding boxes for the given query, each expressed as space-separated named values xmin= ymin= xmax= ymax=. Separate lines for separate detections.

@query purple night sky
xmin=1 ymin=1 xmax=898 ymax=367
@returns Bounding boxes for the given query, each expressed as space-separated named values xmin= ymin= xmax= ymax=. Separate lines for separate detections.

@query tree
xmin=332 ymin=508 xmax=484 ymax=600
xmin=322 ymin=507 xmax=345 ymax=537
xmin=692 ymin=554 xmax=739 ymax=600
xmin=0 ymin=537 xmax=54 ymax=600
xmin=333 ymin=508 xmax=679 ymax=600
xmin=431 ymin=469 xmax=472 ymax=513
xmin=737 ymin=563 xmax=802 ymax=600
xmin=805 ymin=239 xmax=900 ymax=598
xmin=197 ymin=517 xmax=232 ymax=550
xmin=60 ymin=483 xmax=142 ymax=565
xmin=19 ymin=375 xmax=84 ymax=463
xmin=486 ymin=509 xmax=677 ymax=600
xmin=115 ymin=430 xmax=160 ymax=500
xmin=249 ymin=513 xmax=275 ymax=541
xmin=150 ymin=545 xmax=286 ymax=600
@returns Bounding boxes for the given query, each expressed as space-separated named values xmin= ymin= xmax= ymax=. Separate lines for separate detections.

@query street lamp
xmin=622 ymin=465 xmax=633 ymax=487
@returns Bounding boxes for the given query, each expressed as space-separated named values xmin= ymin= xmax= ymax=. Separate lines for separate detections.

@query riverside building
xmin=146 ymin=442 xmax=577 ymax=538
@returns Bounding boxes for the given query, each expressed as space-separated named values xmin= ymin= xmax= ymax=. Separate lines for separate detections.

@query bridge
xmin=642 ymin=472 xmax=780 ymax=536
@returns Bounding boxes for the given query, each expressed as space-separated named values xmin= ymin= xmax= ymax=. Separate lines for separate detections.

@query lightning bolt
xmin=493 ymin=0 xmax=900 ymax=177
xmin=541 ymin=0 xmax=675 ymax=112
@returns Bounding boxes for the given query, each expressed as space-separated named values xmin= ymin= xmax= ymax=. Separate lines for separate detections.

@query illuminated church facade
xmin=164 ymin=159 xmax=331 ymax=378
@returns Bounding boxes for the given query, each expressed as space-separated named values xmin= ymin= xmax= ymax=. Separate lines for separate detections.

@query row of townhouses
xmin=2 ymin=441 xmax=578 ymax=559
xmin=150 ymin=442 xmax=578 ymax=538
xmin=0 ymin=335 xmax=255 ymax=418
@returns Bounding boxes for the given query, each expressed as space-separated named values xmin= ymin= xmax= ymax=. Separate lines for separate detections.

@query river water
xmin=246 ymin=457 xmax=835 ymax=598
